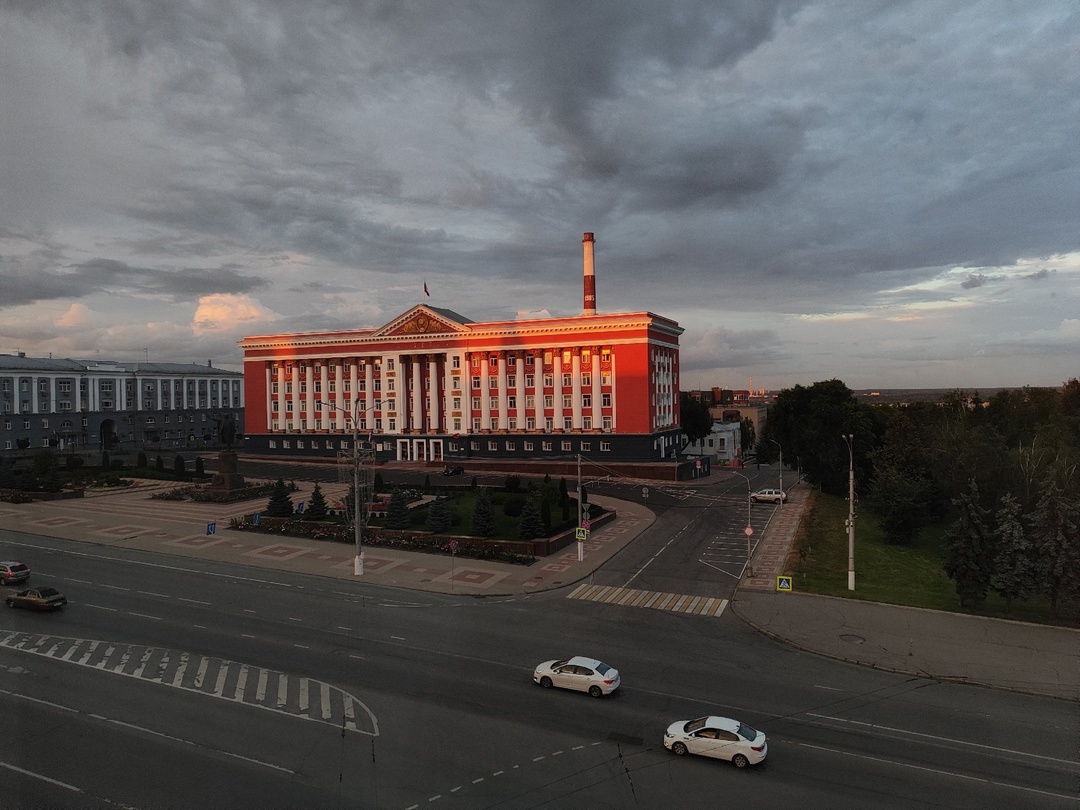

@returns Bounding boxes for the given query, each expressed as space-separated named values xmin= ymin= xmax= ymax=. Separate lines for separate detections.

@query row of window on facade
xmin=269 ymin=413 xmax=614 ymax=433
xmin=270 ymin=370 xmax=613 ymax=397
xmin=1 ymin=397 xmax=238 ymax=414
xmin=3 ymin=413 xmax=214 ymax=432
xmin=270 ymin=349 xmax=613 ymax=375
xmin=265 ymin=437 xmax=614 ymax=453
xmin=271 ymin=392 xmax=613 ymax=413
xmin=1 ymin=379 xmax=240 ymax=393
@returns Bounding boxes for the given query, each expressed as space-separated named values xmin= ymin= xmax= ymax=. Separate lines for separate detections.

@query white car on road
xmin=533 ymin=656 xmax=620 ymax=697
xmin=664 ymin=715 xmax=768 ymax=768
xmin=750 ymin=488 xmax=787 ymax=504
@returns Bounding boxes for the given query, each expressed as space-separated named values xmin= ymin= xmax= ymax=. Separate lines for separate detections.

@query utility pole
xmin=770 ymin=439 xmax=784 ymax=507
xmin=576 ymin=454 xmax=584 ymax=562
xmin=843 ymin=433 xmax=855 ymax=591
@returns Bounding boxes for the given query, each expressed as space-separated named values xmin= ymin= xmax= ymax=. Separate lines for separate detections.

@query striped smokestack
xmin=582 ymin=232 xmax=596 ymax=315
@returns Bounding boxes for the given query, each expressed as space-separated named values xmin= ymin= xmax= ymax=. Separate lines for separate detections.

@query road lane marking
xmin=796 ymin=741 xmax=1075 ymax=802
xmin=807 ymin=713 xmax=1078 ymax=765
xmin=567 ymin=583 xmax=728 ymax=617
xmin=0 ymin=760 xmax=81 ymax=793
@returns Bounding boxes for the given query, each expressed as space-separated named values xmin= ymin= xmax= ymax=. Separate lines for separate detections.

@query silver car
xmin=0 ymin=561 xmax=30 ymax=585
xmin=750 ymin=488 xmax=787 ymax=504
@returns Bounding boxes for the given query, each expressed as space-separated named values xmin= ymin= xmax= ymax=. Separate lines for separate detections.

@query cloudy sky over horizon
xmin=1 ymin=1 xmax=1077 ymax=392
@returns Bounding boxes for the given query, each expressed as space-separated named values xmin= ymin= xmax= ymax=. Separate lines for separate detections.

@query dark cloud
xmin=1 ymin=1 xmax=1077 ymax=388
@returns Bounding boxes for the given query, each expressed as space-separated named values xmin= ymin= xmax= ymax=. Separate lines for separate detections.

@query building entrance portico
xmin=396 ymin=438 xmax=445 ymax=462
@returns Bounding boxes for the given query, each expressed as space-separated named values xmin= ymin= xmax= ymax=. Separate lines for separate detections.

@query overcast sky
xmin=1 ymin=1 xmax=1077 ymax=392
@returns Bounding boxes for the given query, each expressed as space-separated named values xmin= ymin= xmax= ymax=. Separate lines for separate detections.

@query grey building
xmin=0 ymin=354 xmax=244 ymax=458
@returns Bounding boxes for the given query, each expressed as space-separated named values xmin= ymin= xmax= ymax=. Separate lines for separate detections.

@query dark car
xmin=442 ymin=465 xmax=465 ymax=476
xmin=0 ymin=561 xmax=31 ymax=585
xmin=5 ymin=587 xmax=67 ymax=611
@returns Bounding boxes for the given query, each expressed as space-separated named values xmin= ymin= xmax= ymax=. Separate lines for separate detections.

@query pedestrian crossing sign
xmin=575 ymin=528 xmax=588 ymax=541
xmin=776 ymin=575 xmax=792 ymax=592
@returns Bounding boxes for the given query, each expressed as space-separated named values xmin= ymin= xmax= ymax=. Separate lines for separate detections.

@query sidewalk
xmin=2 ymin=474 xmax=1076 ymax=700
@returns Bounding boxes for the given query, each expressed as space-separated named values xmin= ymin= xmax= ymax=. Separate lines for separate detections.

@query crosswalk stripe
xmin=568 ymin=586 xmax=728 ymax=618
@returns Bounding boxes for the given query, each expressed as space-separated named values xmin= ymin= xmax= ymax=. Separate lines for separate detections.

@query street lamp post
xmin=843 ymin=433 xmax=855 ymax=591
xmin=770 ymin=439 xmax=784 ymax=508
xmin=317 ymin=398 xmax=375 ymax=577
xmin=730 ymin=469 xmax=754 ymax=577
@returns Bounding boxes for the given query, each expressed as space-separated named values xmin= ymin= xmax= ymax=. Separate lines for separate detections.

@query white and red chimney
xmin=582 ymin=232 xmax=597 ymax=315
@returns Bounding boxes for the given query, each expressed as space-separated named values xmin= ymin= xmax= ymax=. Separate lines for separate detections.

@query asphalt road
xmin=1 ymin=520 xmax=1076 ymax=810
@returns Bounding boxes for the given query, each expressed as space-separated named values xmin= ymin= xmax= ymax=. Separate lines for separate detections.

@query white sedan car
xmin=533 ymin=656 xmax=621 ymax=697
xmin=664 ymin=716 xmax=767 ymax=768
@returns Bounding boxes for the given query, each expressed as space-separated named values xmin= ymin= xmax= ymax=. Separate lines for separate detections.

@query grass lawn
xmin=789 ymin=490 xmax=1065 ymax=625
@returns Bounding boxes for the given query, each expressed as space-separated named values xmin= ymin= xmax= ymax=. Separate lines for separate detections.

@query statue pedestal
xmin=208 ymin=450 xmax=247 ymax=492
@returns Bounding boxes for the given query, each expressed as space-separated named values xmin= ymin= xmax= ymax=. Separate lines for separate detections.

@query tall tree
xmin=426 ymin=496 xmax=453 ymax=533
xmin=519 ymin=496 xmax=546 ymax=540
xmin=990 ymin=494 xmax=1037 ymax=611
xmin=1027 ymin=469 xmax=1080 ymax=617
xmin=266 ymin=478 xmax=294 ymax=517
xmin=679 ymin=393 xmax=713 ymax=451
xmin=943 ymin=479 xmax=995 ymax=607
xmin=868 ymin=410 xmax=939 ymax=545
xmin=305 ymin=483 xmax=329 ymax=521
xmin=385 ymin=487 xmax=410 ymax=530
xmin=471 ymin=489 xmax=496 ymax=537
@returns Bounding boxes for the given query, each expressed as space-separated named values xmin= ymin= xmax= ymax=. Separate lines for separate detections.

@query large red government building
xmin=238 ymin=234 xmax=683 ymax=465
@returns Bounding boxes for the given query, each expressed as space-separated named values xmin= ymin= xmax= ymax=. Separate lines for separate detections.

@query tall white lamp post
xmin=770 ymin=439 xmax=784 ymax=508
xmin=318 ymin=397 xmax=375 ymax=577
xmin=730 ymin=470 xmax=754 ymax=577
xmin=843 ymin=433 xmax=855 ymax=591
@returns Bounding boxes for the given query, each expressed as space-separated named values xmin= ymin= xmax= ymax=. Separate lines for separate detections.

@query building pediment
xmin=374 ymin=305 xmax=472 ymax=337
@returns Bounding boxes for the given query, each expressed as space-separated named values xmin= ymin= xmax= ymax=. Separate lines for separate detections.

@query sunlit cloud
xmin=192 ymin=294 xmax=278 ymax=335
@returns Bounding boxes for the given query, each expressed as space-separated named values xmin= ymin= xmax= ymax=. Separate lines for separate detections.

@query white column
xmin=590 ymin=350 xmax=601 ymax=429
xmin=497 ymin=353 xmax=508 ymax=430
xmin=136 ymin=375 xmax=143 ymax=412
xmin=305 ymin=365 xmax=315 ymax=431
xmin=610 ymin=352 xmax=617 ymax=432
xmin=480 ymin=354 xmax=491 ymax=429
xmin=49 ymin=375 xmax=57 ymax=415
xmin=553 ymin=351 xmax=563 ymax=430
xmin=290 ymin=365 xmax=300 ymax=431
xmin=410 ymin=355 xmax=422 ymax=432
xmin=116 ymin=377 xmax=124 ymax=411
xmin=443 ymin=353 xmax=459 ymax=432
xmin=31 ymin=376 xmax=40 ymax=414
xmin=364 ymin=360 xmax=374 ymax=423
xmin=320 ymin=363 xmax=329 ymax=429
xmin=264 ymin=366 xmax=272 ymax=429
xmin=571 ymin=349 xmax=582 ymax=429
xmin=427 ymin=355 xmax=439 ymax=432
xmin=516 ymin=354 xmax=526 ymax=431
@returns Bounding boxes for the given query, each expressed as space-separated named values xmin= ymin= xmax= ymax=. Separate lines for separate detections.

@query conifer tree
xmin=427 ymin=496 xmax=453 ymax=533
xmin=266 ymin=477 xmax=294 ymax=517
xmin=385 ymin=487 xmax=411 ymax=529
xmin=520 ymin=496 xmax=546 ymax=540
xmin=305 ymin=483 xmax=329 ymax=521
xmin=472 ymin=489 xmax=496 ymax=537
xmin=943 ymin=479 xmax=994 ymax=607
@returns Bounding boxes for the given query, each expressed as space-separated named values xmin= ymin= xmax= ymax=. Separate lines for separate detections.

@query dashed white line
xmin=128 ymin=612 xmax=161 ymax=621
xmin=84 ymin=604 xmax=117 ymax=612
xmin=0 ymin=761 xmax=81 ymax=793
xmin=137 ymin=590 xmax=169 ymax=598
xmin=178 ymin=598 xmax=211 ymax=605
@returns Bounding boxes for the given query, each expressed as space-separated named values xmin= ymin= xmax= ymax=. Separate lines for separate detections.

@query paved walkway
xmin=1 ymin=470 xmax=1076 ymax=700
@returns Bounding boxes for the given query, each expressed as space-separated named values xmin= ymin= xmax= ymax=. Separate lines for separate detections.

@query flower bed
xmin=227 ymin=514 xmax=536 ymax=565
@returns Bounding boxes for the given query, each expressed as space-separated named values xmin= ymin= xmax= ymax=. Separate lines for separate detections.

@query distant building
xmin=684 ymin=420 xmax=742 ymax=465
xmin=238 ymin=234 xmax=684 ymax=464
xmin=0 ymin=354 xmax=244 ymax=457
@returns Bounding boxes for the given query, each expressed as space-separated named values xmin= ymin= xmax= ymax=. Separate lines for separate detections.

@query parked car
xmin=0 ymin=561 xmax=31 ymax=585
xmin=750 ymin=488 xmax=787 ymax=504
xmin=442 ymin=465 xmax=465 ymax=476
xmin=664 ymin=715 xmax=767 ymax=768
xmin=5 ymin=586 xmax=67 ymax=611
xmin=533 ymin=656 xmax=621 ymax=697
